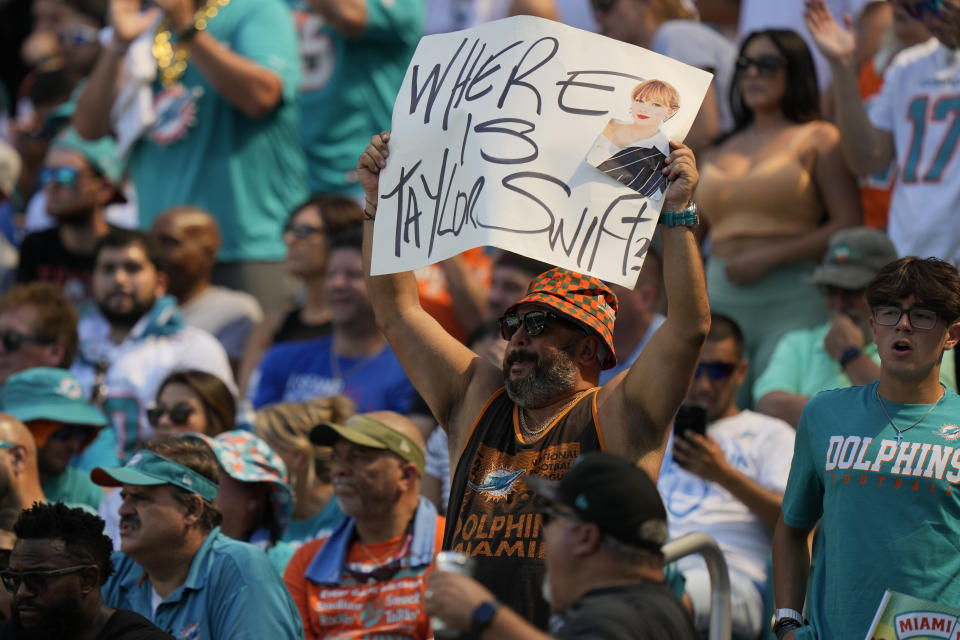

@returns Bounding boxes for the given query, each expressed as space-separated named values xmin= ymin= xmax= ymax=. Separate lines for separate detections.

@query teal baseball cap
xmin=2 ymin=367 xmax=107 ymax=428
xmin=50 ymin=126 xmax=124 ymax=188
xmin=91 ymin=450 xmax=219 ymax=502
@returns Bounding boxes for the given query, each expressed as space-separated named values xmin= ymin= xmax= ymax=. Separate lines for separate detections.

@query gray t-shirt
xmin=180 ymin=286 xmax=263 ymax=360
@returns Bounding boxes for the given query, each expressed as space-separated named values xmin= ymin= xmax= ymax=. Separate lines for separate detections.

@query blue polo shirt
xmin=103 ymin=527 xmax=304 ymax=639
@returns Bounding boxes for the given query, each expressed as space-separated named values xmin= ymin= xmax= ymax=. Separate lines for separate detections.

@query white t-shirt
xmin=869 ymin=39 xmax=960 ymax=268
xmin=652 ymin=20 xmax=737 ymax=133
xmin=658 ymin=410 xmax=796 ymax=584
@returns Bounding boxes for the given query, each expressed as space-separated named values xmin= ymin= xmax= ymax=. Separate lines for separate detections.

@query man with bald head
xmin=284 ymin=411 xmax=444 ymax=639
xmin=150 ymin=206 xmax=263 ymax=367
xmin=0 ymin=413 xmax=46 ymax=511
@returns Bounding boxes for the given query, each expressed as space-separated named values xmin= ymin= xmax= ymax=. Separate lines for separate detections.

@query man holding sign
xmin=358 ymin=129 xmax=709 ymax=627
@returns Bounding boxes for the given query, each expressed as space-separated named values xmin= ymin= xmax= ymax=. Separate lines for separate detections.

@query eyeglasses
xmin=146 ymin=404 xmax=196 ymax=427
xmin=49 ymin=425 xmax=95 ymax=442
xmin=40 ymin=166 xmax=84 ymax=188
xmin=900 ymin=0 xmax=945 ymax=20
xmin=0 ymin=550 xmax=10 ymax=571
xmin=589 ymin=0 xmax=616 ymax=13
xmin=694 ymin=361 xmax=738 ymax=381
xmin=58 ymin=25 xmax=99 ymax=46
xmin=0 ymin=330 xmax=55 ymax=353
xmin=283 ymin=223 xmax=325 ymax=240
xmin=872 ymin=306 xmax=939 ymax=330
xmin=498 ymin=310 xmax=579 ymax=341
xmin=735 ymin=55 xmax=786 ymax=76
xmin=540 ymin=504 xmax=580 ymax=527
xmin=0 ymin=565 xmax=96 ymax=594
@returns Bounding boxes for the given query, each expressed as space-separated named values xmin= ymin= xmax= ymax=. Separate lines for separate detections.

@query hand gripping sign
xmin=370 ymin=16 xmax=712 ymax=287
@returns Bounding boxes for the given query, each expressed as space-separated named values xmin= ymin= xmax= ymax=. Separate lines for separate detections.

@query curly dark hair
xmin=13 ymin=502 xmax=114 ymax=585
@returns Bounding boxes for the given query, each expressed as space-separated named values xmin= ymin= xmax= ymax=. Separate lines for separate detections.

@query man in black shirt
xmin=0 ymin=502 xmax=171 ymax=640
xmin=426 ymin=452 xmax=698 ymax=639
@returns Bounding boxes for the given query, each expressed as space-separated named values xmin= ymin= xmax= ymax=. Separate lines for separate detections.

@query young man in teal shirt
xmin=773 ymin=256 xmax=960 ymax=640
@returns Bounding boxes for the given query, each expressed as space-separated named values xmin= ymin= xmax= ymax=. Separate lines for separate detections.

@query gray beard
xmin=503 ymin=348 xmax=578 ymax=409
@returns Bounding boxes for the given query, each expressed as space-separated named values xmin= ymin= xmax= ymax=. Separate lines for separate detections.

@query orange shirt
xmin=284 ymin=515 xmax=445 ymax=640
xmin=415 ymin=248 xmax=491 ymax=343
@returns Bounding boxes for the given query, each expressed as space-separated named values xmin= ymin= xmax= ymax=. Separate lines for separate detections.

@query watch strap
xmin=659 ymin=202 xmax=698 ymax=227
xmin=469 ymin=600 xmax=501 ymax=636
xmin=839 ymin=346 xmax=861 ymax=367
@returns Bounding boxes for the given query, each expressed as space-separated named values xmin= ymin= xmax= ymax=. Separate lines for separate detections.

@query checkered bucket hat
xmin=506 ymin=268 xmax=619 ymax=369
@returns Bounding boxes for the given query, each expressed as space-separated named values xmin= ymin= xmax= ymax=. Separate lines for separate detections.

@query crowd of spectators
xmin=0 ymin=0 xmax=958 ymax=638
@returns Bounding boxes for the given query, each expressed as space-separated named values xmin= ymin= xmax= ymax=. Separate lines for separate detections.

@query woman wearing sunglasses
xmin=237 ymin=195 xmax=363 ymax=396
xmin=695 ymin=28 xmax=861 ymax=408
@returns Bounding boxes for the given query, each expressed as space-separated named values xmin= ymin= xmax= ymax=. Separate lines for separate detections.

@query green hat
xmin=50 ymin=126 xmax=124 ymax=187
xmin=90 ymin=450 xmax=219 ymax=502
xmin=2 ymin=367 xmax=107 ymax=428
xmin=310 ymin=414 xmax=425 ymax=474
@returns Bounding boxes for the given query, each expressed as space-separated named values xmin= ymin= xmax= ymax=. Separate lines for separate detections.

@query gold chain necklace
xmin=875 ymin=386 xmax=943 ymax=446
xmin=518 ymin=389 xmax=593 ymax=441
xmin=152 ymin=0 xmax=231 ymax=87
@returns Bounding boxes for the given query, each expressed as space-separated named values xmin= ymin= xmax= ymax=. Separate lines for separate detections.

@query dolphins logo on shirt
xmin=939 ymin=424 xmax=960 ymax=440
xmin=468 ymin=468 xmax=526 ymax=499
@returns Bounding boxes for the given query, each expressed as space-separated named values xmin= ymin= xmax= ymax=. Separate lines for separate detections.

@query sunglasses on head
xmin=146 ymin=404 xmax=196 ymax=427
xmin=735 ymin=55 xmax=786 ymax=76
xmin=498 ymin=310 xmax=580 ymax=341
xmin=283 ymin=223 xmax=325 ymax=240
xmin=0 ymin=330 xmax=55 ymax=353
xmin=694 ymin=361 xmax=738 ymax=381
xmin=40 ymin=166 xmax=83 ymax=188
xmin=872 ymin=305 xmax=938 ymax=330
xmin=0 ymin=565 xmax=95 ymax=594
xmin=901 ymin=0 xmax=945 ymax=20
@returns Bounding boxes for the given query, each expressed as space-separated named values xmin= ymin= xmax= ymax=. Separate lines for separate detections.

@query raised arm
xmin=804 ymin=0 xmax=894 ymax=175
xmin=598 ymin=141 xmax=711 ymax=473
xmin=357 ymin=133 xmax=501 ymax=453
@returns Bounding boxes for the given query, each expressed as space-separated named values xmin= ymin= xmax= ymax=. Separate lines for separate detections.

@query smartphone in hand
xmin=673 ymin=404 xmax=707 ymax=440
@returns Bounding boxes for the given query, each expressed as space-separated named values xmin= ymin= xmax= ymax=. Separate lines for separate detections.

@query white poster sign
xmin=370 ymin=16 xmax=712 ymax=287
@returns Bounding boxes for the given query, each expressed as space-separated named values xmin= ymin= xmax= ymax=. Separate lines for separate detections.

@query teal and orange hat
xmin=505 ymin=268 xmax=619 ymax=369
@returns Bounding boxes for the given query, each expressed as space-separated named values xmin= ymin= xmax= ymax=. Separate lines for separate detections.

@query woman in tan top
xmin=696 ymin=28 xmax=861 ymax=408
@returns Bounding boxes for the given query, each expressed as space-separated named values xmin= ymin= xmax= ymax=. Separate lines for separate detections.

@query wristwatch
xmin=772 ymin=607 xmax=804 ymax=637
xmin=659 ymin=202 xmax=698 ymax=227
xmin=469 ymin=600 xmax=500 ymax=635
xmin=839 ymin=346 xmax=861 ymax=367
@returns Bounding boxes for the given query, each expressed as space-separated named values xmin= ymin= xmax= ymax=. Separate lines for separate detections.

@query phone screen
xmin=673 ymin=404 xmax=707 ymax=440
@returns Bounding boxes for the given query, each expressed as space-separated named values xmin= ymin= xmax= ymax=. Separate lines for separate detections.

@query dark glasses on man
xmin=0 ymin=330 xmax=55 ymax=353
xmin=589 ymin=0 xmax=616 ymax=13
xmin=283 ymin=223 xmax=325 ymax=240
xmin=0 ymin=550 xmax=10 ymax=571
xmin=40 ymin=166 xmax=83 ymax=188
xmin=872 ymin=306 xmax=938 ymax=330
xmin=735 ymin=55 xmax=786 ymax=76
xmin=694 ymin=361 xmax=738 ymax=381
xmin=901 ymin=0 xmax=945 ymax=20
xmin=49 ymin=425 xmax=95 ymax=443
xmin=498 ymin=310 xmax=577 ymax=341
xmin=540 ymin=504 xmax=580 ymax=527
xmin=0 ymin=565 xmax=95 ymax=594
xmin=146 ymin=404 xmax=196 ymax=427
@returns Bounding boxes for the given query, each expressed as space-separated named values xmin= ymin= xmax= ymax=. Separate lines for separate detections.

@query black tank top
xmin=444 ymin=387 xmax=603 ymax=628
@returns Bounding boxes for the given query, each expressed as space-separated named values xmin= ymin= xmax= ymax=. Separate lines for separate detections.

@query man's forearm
xmin=830 ymin=60 xmax=894 ymax=175
xmin=661 ymin=225 xmax=711 ymax=346
xmin=773 ymin=517 xmax=812 ymax=615
xmin=74 ymin=46 xmax=126 ymax=139
xmin=482 ymin=606 xmax=553 ymax=640
xmin=306 ymin=0 xmax=367 ymax=36
xmin=715 ymin=468 xmax=783 ymax=531
xmin=755 ymin=391 xmax=807 ymax=429
xmin=186 ymin=31 xmax=284 ymax=118
xmin=841 ymin=352 xmax=881 ymax=386
xmin=361 ymin=214 xmax=424 ymax=332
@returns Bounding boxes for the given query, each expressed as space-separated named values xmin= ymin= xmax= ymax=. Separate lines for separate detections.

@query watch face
xmin=472 ymin=601 xmax=499 ymax=628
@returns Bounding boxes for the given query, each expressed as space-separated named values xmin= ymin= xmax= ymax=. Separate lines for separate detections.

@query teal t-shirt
xmin=754 ymin=323 xmax=958 ymax=400
xmin=281 ymin=497 xmax=345 ymax=545
xmin=43 ymin=467 xmax=105 ymax=512
xmin=130 ymin=0 xmax=307 ymax=262
xmin=782 ymin=382 xmax=960 ymax=639
xmin=288 ymin=0 xmax=422 ymax=195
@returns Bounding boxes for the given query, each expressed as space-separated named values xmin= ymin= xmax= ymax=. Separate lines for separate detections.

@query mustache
xmin=120 ymin=515 xmax=140 ymax=528
xmin=505 ymin=351 xmax=538 ymax=367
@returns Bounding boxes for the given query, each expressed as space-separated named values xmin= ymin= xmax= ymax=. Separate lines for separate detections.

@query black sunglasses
xmin=283 ymin=223 xmax=325 ymax=240
xmin=498 ymin=310 xmax=580 ymax=341
xmin=694 ymin=361 xmax=738 ymax=381
xmin=589 ymin=0 xmax=616 ymax=13
xmin=1 ymin=565 xmax=95 ymax=594
xmin=735 ymin=55 xmax=786 ymax=76
xmin=50 ymin=425 xmax=95 ymax=442
xmin=146 ymin=404 xmax=196 ymax=427
xmin=0 ymin=550 xmax=10 ymax=571
xmin=540 ymin=504 xmax=580 ymax=527
xmin=0 ymin=330 xmax=55 ymax=353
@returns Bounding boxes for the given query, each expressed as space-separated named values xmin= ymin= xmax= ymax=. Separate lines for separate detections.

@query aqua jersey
xmin=288 ymin=0 xmax=422 ymax=196
xmin=129 ymin=0 xmax=307 ymax=262
xmin=103 ymin=527 xmax=304 ymax=639
xmin=782 ymin=382 xmax=960 ymax=640
xmin=43 ymin=466 xmax=105 ymax=512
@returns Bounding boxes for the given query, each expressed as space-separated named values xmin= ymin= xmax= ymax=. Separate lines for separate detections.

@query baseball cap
xmin=49 ymin=126 xmax=124 ymax=188
xmin=310 ymin=414 xmax=425 ymax=474
xmin=525 ymin=452 xmax=668 ymax=552
xmin=91 ymin=449 xmax=219 ymax=502
xmin=505 ymin=268 xmax=619 ymax=369
xmin=810 ymin=227 xmax=898 ymax=290
xmin=184 ymin=430 xmax=293 ymax=536
xmin=2 ymin=367 xmax=107 ymax=429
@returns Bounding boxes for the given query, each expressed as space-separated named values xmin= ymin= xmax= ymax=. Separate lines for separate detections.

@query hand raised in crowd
xmin=424 ymin=570 xmax=496 ymax=631
xmin=673 ymin=432 xmax=732 ymax=484
xmin=823 ymin=313 xmax=864 ymax=361
xmin=661 ymin=140 xmax=699 ymax=213
xmin=357 ymin=130 xmax=391 ymax=205
xmin=152 ymin=0 xmax=200 ymax=31
xmin=110 ymin=0 xmax=161 ymax=45
xmin=803 ymin=0 xmax=856 ymax=67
